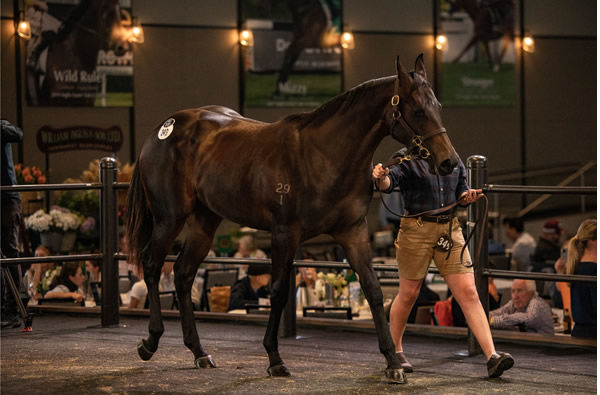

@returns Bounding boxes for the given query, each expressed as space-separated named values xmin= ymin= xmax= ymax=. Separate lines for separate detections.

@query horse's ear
xmin=414 ymin=53 xmax=427 ymax=81
xmin=396 ymin=56 xmax=412 ymax=90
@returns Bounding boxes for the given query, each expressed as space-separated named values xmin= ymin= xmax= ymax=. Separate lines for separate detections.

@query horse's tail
xmin=125 ymin=162 xmax=153 ymax=272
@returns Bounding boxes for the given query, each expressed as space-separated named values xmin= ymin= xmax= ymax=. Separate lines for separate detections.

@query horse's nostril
xmin=439 ymin=159 xmax=455 ymax=175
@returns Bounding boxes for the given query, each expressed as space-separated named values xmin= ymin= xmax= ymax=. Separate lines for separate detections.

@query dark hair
xmin=50 ymin=262 xmax=82 ymax=292
xmin=87 ymin=260 xmax=101 ymax=270
xmin=503 ymin=217 xmax=524 ymax=233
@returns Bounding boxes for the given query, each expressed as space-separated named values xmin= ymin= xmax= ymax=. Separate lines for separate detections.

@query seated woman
xmin=84 ymin=260 xmax=102 ymax=303
xmin=44 ymin=262 xmax=86 ymax=304
xmin=566 ymin=219 xmax=596 ymax=338
xmin=23 ymin=244 xmax=51 ymax=304
xmin=120 ymin=267 xmax=147 ymax=309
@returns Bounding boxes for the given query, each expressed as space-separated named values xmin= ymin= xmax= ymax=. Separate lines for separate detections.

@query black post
xmin=100 ymin=157 xmax=119 ymax=326
xmin=466 ymin=155 xmax=488 ymax=356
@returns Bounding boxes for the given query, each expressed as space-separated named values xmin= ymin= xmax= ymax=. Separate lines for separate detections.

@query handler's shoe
xmin=487 ymin=352 xmax=514 ymax=378
xmin=396 ymin=351 xmax=413 ymax=373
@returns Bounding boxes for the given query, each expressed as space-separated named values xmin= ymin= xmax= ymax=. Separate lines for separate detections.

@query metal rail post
xmin=100 ymin=157 xmax=120 ymax=326
xmin=466 ymin=155 xmax=488 ymax=356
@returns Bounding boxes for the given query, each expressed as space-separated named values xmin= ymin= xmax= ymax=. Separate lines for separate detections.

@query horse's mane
xmin=282 ymin=76 xmax=395 ymax=130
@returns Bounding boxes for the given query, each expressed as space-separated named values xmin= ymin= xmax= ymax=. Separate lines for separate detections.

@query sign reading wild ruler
xmin=36 ymin=125 xmax=123 ymax=153
xmin=25 ymin=0 xmax=134 ymax=107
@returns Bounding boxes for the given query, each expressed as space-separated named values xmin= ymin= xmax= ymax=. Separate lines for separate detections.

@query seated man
xmin=228 ymin=262 xmax=271 ymax=311
xmin=489 ymin=279 xmax=554 ymax=335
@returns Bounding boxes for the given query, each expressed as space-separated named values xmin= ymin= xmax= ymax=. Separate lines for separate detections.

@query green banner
xmin=441 ymin=63 xmax=516 ymax=106
xmin=439 ymin=0 xmax=516 ymax=107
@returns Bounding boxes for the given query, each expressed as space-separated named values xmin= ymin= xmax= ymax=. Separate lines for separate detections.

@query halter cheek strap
xmin=390 ymin=78 xmax=447 ymax=143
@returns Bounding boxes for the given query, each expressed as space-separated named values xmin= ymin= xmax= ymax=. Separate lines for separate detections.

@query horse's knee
xmin=363 ymin=284 xmax=384 ymax=306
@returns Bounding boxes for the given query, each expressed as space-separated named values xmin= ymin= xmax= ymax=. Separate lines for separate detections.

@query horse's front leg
xmin=333 ymin=220 xmax=406 ymax=383
xmin=263 ymin=224 xmax=300 ymax=376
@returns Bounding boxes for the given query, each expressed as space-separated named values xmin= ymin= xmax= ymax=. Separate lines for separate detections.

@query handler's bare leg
xmin=444 ymin=272 xmax=495 ymax=359
xmin=389 ymin=276 xmax=423 ymax=352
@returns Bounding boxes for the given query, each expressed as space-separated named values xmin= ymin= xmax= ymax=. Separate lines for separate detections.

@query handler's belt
xmin=418 ymin=215 xmax=453 ymax=224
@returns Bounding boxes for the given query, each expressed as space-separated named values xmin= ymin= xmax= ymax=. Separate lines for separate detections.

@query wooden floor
xmin=1 ymin=312 xmax=596 ymax=394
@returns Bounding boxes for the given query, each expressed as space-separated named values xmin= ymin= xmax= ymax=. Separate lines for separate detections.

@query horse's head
xmin=388 ymin=54 xmax=458 ymax=175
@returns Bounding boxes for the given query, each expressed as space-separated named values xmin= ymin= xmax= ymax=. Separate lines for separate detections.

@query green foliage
xmin=54 ymin=190 xmax=100 ymax=217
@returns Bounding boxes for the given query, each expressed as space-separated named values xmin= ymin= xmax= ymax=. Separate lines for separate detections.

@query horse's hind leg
xmin=137 ymin=215 xmax=186 ymax=361
xmin=174 ymin=210 xmax=221 ymax=368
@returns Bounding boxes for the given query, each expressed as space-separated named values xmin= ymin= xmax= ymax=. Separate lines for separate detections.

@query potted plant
xmin=25 ymin=207 xmax=83 ymax=253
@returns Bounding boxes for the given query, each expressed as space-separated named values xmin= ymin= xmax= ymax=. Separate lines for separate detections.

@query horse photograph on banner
xmin=439 ymin=0 xmax=516 ymax=107
xmin=241 ymin=0 xmax=342 ymax=107
xmin=25 ymin=0 xmax=134 ymax=107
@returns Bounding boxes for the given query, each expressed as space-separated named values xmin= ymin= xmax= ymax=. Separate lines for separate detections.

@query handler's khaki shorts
xmin=395 ymin=217 xmax=473 ymax=280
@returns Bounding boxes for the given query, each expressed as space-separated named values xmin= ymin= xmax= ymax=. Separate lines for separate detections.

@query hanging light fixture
xmin=16 ymin=11 xmax=31 ymax=40
xmin=435 ymin=34 xmax=447 ymax=51
xmin=340 ymin=29 xmax=355 ymax=50
xmin=522 ymin=32 xmax=535 ymax=53
xmin=128 ymin=17 xmax=144 ymax=43
xmin=239 ymin=29 xmax=254 ymax=47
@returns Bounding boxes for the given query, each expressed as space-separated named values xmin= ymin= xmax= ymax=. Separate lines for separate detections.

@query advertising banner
xmin=439 ymin=0 xmax=516 ymax=107
xmin=242 ymin=0 xmax=342 ymax=108
xmin=24 ymin=0 xmax=133 ymax=107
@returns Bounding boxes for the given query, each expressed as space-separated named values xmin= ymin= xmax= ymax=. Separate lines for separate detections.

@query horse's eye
xmin=414 ymin=109 xmax=425 ymax=118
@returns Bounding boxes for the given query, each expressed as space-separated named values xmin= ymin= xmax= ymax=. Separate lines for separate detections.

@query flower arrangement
xmin=25 ymin=207 xmax=83 ymax=233
xmin=14 ymin=163 xmax=46 ymax=184
xmin=316 ymin=272 xmax=349 ymax=303
xmin=37 ymin=265 xmax=61 ymax=296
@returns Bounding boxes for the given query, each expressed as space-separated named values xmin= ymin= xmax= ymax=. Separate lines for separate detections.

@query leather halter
xmin=389 ymin=77 xmax=447 ymax=161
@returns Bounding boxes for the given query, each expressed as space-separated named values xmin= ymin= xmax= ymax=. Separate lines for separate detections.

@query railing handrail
xmin=0 ymin=183 xmax=101 ymax=192
xmin=487 ymin=161 xmax=596 ymax=183
xmin=483 ymin=184 xmax=596 ymax=194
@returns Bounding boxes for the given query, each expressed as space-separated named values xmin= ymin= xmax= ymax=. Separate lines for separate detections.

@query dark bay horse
xmin=126 ymin=55 xmax=459 ymax=383
xmin=28 ymin=0 xmax=129 ymax=105
xmin=449 ymin=0 xmax=515 ymax=71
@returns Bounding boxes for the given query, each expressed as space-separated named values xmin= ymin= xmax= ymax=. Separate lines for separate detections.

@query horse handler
xmin=373 ymin=152 xmax=514 ymax=378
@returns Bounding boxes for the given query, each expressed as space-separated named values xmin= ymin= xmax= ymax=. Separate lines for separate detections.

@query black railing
xmin=1 ymin=156 xmax=597 ymax=346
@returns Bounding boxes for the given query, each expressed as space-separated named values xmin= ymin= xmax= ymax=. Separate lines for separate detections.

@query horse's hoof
xmin=385 ymin=367 xmax=407 ymax=384
xmin=195 ymin=355 xmax=216 ymax=369
xmin=267 ymin=363 xmax=290 ymax=377
xmin=137 ymin=340 xmax=154 ymax=361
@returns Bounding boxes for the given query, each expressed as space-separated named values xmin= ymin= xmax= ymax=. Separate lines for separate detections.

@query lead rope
xmin=375 ymin=179 xmax=488 ymax=268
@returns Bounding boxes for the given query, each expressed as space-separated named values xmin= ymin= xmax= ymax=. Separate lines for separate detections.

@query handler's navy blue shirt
xmin=383 ymin=154 xmax=469 ymax=215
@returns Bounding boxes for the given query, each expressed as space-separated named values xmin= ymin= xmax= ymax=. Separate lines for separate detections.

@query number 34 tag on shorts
xmin=435 ymin=234 xmax=453 ymax=252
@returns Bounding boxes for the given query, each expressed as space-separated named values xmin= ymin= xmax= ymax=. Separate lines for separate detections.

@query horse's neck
xmin=305 ymin=88 xmax=391 ymax=173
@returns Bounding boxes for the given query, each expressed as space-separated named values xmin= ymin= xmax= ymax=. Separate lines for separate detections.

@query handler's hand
xmin=459 ymin=189 xmax=483 ymax=204
xmin=372 ymin=163 xmax=389 ymax=180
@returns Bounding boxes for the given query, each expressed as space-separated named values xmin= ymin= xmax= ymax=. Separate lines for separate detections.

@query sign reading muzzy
xmin=36 ymin=125 xmax=123 ymax=153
